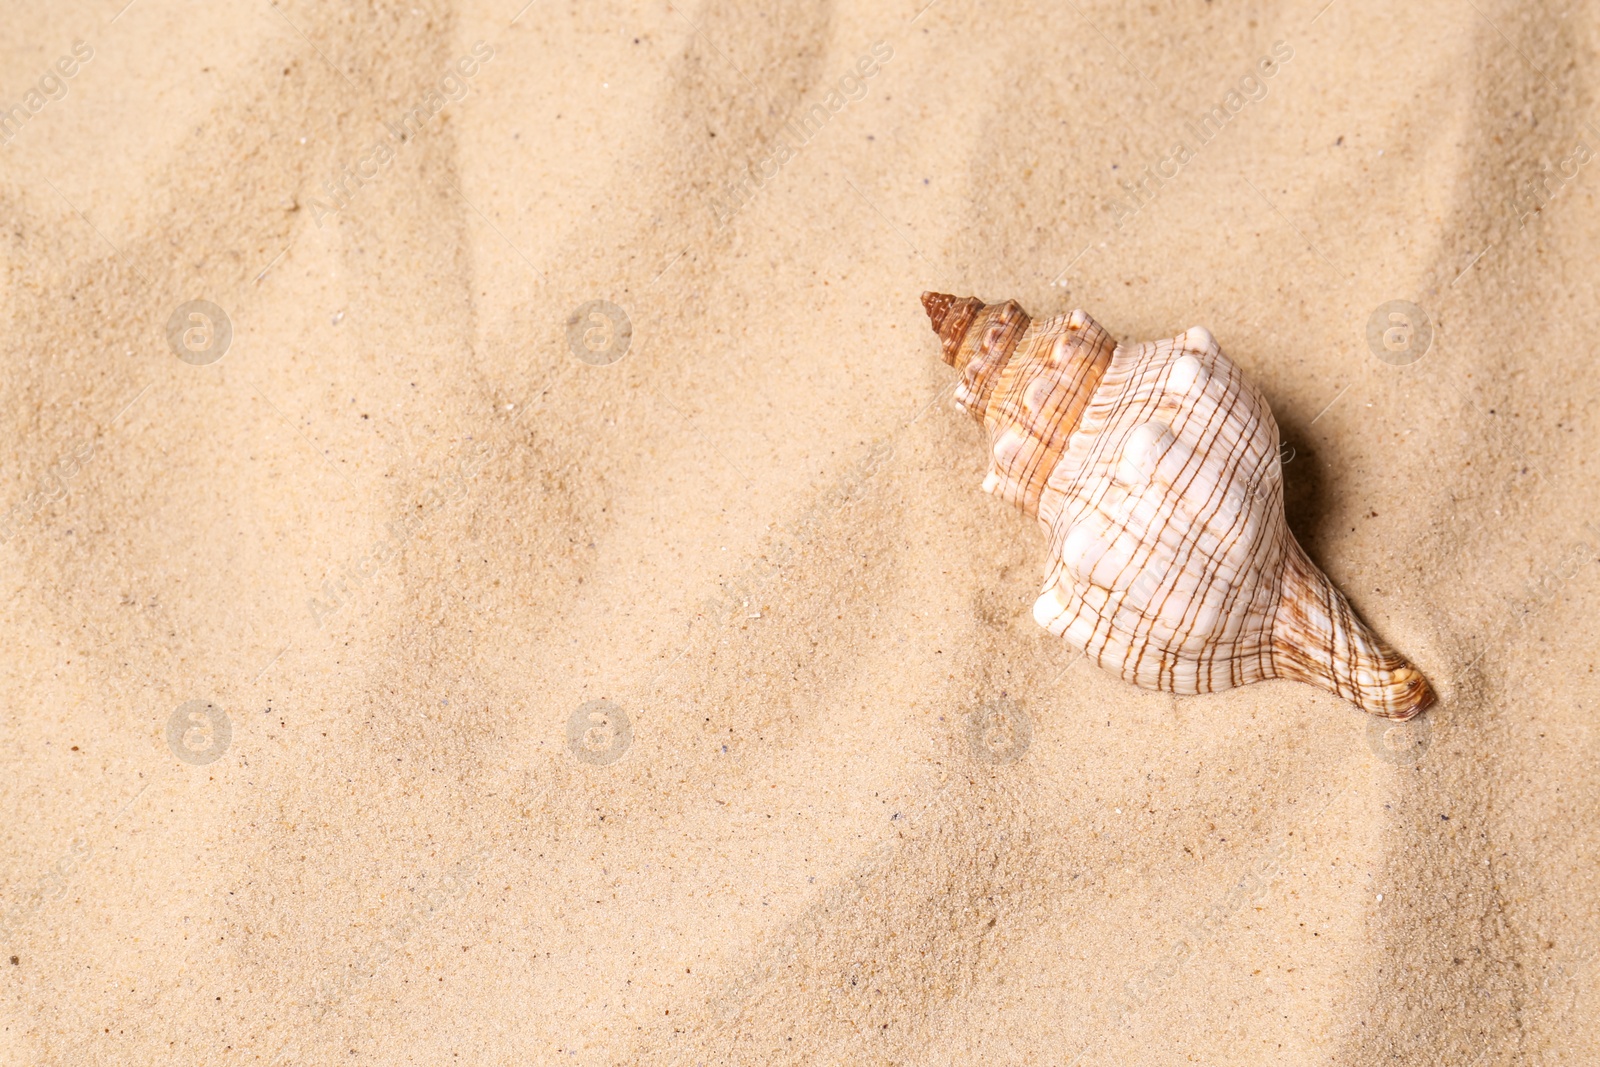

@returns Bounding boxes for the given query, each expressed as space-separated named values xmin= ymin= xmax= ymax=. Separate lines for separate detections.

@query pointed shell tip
xmin=920 ymin=292 xmax=984 ymax=367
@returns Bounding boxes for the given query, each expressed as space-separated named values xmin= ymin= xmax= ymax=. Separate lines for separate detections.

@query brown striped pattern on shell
xmin=923 ymin=293 xmax=1435 ymax=720
xmin=983 ymin=309 xmax=1116 ymax=518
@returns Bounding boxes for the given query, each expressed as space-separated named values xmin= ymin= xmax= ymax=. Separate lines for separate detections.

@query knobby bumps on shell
xmin=921 ymin=292 xmax=1435 ymax=720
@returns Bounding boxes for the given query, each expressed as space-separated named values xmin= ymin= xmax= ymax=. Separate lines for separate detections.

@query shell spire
xmin=921 ymin=291 xmax=983 ymax=366
xmin=922 ymin=292 xmax=1113 ymax=518
xmin=922 ymin=291 xmax=1436 ymax=721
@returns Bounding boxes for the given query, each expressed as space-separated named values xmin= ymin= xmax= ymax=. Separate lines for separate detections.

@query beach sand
xmin=3 ymin=0 xmax=1598 ymax=1063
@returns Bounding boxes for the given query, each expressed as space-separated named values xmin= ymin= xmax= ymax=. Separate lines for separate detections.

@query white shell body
xmin=1032 ymin=326 xmax=1286 ymax=694
xmin=922 ymin=292 xmax=1434 ymax=719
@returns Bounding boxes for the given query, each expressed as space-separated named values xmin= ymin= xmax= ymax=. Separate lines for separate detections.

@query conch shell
xmin=922 ymin=292 xmax=1435 ymax=720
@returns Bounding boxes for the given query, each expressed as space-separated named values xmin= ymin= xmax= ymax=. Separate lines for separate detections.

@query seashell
xmin=922 ymin=292 xmax=1435 ymax=720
